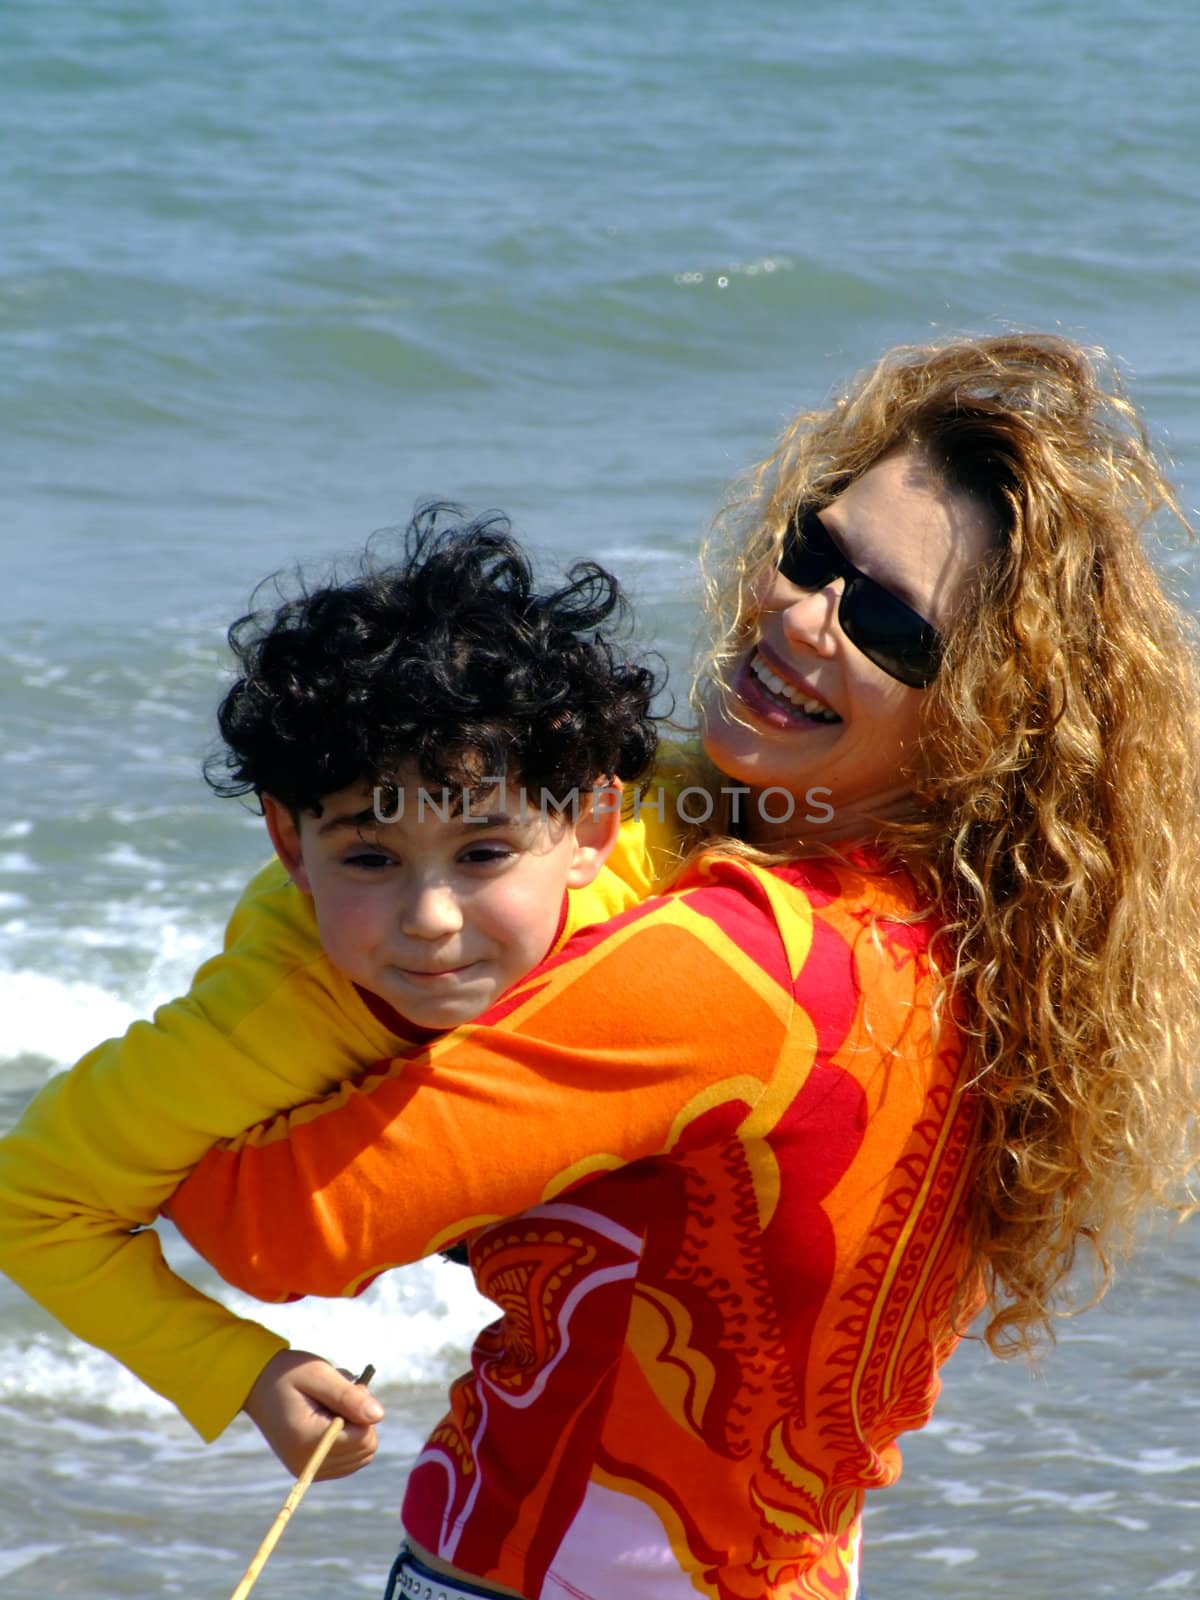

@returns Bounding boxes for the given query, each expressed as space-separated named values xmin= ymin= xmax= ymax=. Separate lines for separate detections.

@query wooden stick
xmin=228 ymin=1363 xmax=376 ymax=1600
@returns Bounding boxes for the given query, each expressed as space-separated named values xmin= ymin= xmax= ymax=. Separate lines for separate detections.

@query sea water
xmin=2 ymin=1 xmax=1199 ymax=1595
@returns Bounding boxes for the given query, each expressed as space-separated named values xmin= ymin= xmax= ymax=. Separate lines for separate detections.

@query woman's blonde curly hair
xmin=697 ymin=331 xmax=1200 ymax=1356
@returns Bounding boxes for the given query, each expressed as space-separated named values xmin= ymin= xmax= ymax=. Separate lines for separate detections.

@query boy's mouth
xmin=395 ymin=962 xmax=480 ymax=983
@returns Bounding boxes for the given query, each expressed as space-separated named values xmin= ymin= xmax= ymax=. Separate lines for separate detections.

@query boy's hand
xmin=242 ymin=1350 xmax=384 ymax=1480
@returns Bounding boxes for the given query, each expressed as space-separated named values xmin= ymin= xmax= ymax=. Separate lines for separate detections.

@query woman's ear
xmin=565 ymin=779 xmax=624 ymax=888
xmin=261 ymin=793 xmax=314 ymax=894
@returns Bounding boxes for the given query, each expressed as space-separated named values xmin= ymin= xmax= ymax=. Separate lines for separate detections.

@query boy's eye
xmin=459 ymin=842 xmax=517 ymax=867
xmin=344 ymin=849 xmax=395 ymax=871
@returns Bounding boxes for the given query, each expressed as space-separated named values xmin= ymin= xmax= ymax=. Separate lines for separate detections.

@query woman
xmin=171 ymin=332 xmax=1200 ymax=1600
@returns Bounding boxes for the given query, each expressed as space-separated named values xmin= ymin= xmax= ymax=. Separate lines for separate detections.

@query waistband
xmin=383 ymin=1547 xmax=519 ymax=1600
xmin=382 ymin=1545 xmax=870 ymax=1600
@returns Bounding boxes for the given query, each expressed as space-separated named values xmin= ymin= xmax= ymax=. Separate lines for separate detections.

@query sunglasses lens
xmin=840 ymin=591 xmax=942 ymax=688
xmin=777 ymin=510 xmax=837 ymax=590
xmin=777 ymin=508 xmax=942 ymax=688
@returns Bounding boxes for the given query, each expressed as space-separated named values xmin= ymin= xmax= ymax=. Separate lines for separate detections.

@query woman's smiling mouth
xmin=740 ymin=649 xmax=842 ymax=727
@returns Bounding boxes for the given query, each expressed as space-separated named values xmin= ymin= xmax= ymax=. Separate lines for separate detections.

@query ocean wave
xmin=0 ymin=970 xmax=140 ymax=1069
xmin=1 ymin=1250 xmax=494 ymax=1421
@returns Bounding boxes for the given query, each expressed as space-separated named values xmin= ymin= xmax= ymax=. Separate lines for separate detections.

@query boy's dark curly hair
xmin=205 ymin=503 xmax=661 ymax=815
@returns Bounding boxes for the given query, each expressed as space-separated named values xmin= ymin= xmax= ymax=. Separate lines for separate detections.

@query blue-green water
xmin=2 ymin=3 xmax=1199 ymax=1596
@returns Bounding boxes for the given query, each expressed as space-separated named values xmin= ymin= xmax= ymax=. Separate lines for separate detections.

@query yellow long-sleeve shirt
xmin=0 ymin=804 xmax=676 ymax=1441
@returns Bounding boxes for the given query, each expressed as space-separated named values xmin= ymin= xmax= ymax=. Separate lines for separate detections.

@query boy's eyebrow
xmin=317 ymin=807 xmax=379 ymax=836
xmin=316 ymin=807 xmax=527 ymax=836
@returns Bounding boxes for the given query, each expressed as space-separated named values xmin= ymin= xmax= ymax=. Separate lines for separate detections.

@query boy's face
xmin=263 ymin=770 xmax=620 ymax=1030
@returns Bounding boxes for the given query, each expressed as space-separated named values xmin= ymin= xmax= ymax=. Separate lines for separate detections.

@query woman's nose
xmin=777 ymin=576 xmax=843 ymax=657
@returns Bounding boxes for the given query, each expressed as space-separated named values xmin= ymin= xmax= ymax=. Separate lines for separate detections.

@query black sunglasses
xmin=777 ymin=507 xmax=943 ymax=688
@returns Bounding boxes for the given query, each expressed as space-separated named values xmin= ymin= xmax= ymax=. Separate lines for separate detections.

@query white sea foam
xmin=0 ymin=970 xmax=140 ymax=1067
xmin=915 ymin=1547 xmax=979 ymax=1568
xmin=2 ymin=1252 xmax=493 ymax=1421
xmin=0 ymin=913 xmax=224 ymax=1070
xmin=217 ymin=1256 xmax=496 ymax=1389
xmin=0 ymin=1546 xmax=64 ymax=1583
xmin=0 ymin=1331 xmax=176 ymax=1418
xmin=99 ymin=842 xmax=172 ymax=872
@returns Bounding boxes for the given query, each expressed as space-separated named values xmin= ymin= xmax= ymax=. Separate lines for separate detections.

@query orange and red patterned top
xmin=171 ymin=848 xmax=979 ymax=1600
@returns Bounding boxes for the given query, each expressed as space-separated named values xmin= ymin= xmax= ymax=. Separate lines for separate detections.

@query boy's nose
xmin=399 ymin=882 xmax=464 ymax=938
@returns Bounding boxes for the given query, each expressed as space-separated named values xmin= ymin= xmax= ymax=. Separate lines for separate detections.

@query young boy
xmin=0 ymin=504 xmax=678 ymax=1479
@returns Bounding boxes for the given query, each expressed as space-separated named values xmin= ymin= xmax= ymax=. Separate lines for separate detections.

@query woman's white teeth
xmin=751 ymin=654 xmax=839 ymax=721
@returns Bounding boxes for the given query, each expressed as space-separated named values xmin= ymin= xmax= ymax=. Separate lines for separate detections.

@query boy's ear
xmin=565 ymin=779 xmax=624 ymax=889
xmin=261 ymin=794 xmax=313 ymax=894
